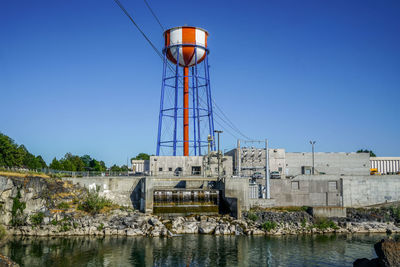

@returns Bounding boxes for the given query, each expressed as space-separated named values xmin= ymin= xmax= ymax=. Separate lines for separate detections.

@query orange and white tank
xmin=164 ymin=26 xmax=208 ymax=67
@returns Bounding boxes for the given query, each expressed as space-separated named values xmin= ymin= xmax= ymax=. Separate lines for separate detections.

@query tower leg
xmin=183 ymin=66 xmax=189 ymax=156
xmin=156 ymin=52 xmax=167 ymax=155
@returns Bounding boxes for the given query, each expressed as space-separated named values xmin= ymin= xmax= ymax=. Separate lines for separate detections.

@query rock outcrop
xmin=354 ymin=239 xmax=400 ymax=267
xmin=0 ymin=253 xmax=20 ymax=267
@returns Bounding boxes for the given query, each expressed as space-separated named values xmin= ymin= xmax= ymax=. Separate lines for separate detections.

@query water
xmin=0 ymin=234 xmax=391 ymax=267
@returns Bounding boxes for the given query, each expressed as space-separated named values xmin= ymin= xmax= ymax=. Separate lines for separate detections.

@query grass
xmin=262 ymin=221 xmax=277 ymax=231
xmin=247 ymin=212 xmax=259 ymax=221
xmin=313 ymin=217 xmax=339 ymax=230
xmin=0 ymin=169 xmax=50 ymax=178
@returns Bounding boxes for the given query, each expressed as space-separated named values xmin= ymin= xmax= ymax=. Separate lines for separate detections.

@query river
xmin=0 ymin=233 xmax=392 ymax=266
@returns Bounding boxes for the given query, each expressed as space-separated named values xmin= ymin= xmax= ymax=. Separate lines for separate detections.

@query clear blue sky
xmin=1 ymin=0 xmax=399 ymax=166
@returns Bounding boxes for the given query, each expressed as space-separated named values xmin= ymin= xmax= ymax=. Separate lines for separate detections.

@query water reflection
xmin=0 ymin=234 xmax=391 ymax=267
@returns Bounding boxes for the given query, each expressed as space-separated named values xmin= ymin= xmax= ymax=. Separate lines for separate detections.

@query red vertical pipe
xmin=183 ymin=66 xmax=189 ymax=156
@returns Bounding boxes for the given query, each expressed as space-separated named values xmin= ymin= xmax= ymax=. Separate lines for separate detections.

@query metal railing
xmin=0 ymin=167 xmax=140 ymax=178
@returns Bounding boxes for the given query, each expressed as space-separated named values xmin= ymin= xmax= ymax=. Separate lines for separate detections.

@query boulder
xmin=0 ymin=253 xmax=20 ymax=267
xmin=354 ymin=239 xmax=400 ymax=267
xmin=198 ymin=222 xmax=216 ymax=234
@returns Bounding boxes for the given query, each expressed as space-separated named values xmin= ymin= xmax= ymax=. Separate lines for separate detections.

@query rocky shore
xmin=1 ymin=175 xmax=400 ymax=238
xmin=3 ymin=209 xmax=400 ymax=238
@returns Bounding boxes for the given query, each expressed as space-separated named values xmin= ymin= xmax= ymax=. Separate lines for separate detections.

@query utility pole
xmin=310 ymin=141 xmax=316 ymax=175
xmin=265 ymin=139 xmax=270 ymax=199
xmin=214 ymin=130 xmax=223 ymax=179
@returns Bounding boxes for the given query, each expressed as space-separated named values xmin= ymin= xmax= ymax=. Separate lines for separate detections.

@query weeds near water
xmin=313 ymin=217 xmax=339 ymax=230
xmin=262 ymin=221 xmax=277 ymax=231
xmin=247 ymin=212 xmax=259 ymax=221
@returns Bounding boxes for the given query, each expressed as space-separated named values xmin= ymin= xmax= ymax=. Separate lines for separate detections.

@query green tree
xmin=89 ymin=159 xmax=106 ymax=172
xmin=120 ymin=165 xmax=129 ymax=171
xmin=36 ymin=156 xmax=47 ymax=169
xmin=131 ymin=153 xmax=150 ymax=161
xmin=49 ymin=157 xmax=62 ymax=170
xmin=80 ymin=154 xmax=92 ymax=169
xmin=357 ymin=149 xmax=376 ymax=157
xmin=110 ymin=164 xmax=121 ymax=172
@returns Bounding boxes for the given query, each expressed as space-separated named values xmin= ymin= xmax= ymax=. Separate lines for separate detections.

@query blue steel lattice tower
xmin=156 ymin=26 xmax=215 ymax=156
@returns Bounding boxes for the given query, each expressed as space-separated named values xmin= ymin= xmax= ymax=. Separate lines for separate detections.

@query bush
xmin=77 ymin=190 xmax=113 ymax=214
xmin=390 ymin=206 xmax=400 ymax=222
xmin=97 ymin=223 xmax=104 ymax=231
xmin=10 ymin=189 xmax=26 ymax=226
xmin=30 ymin=212 xmax=44 ymax=226
xmin=57 ymin=202 xmax=70 ymax=209
xmin=247 ymin=212 xmax=259 ymax=221
xmin=262 ymin=221 xmax=277 ymax=231
xmin=313 ymin=217 xmax=339 ymax=230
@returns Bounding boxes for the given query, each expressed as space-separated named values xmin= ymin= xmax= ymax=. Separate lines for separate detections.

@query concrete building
xmin=226 ymin=146 xmax=370 ymax=178
xmin=149 ymin=155 xmax=233 ymax=177
xmin=285 ymin=152 xmax=370 ymax=177
xmin=370 ymin=157 xmax=400 ymax=174
xmin=131 ymin=160 xmax=150 ymax=174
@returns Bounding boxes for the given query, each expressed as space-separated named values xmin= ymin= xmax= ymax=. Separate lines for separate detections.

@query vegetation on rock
xmin=313 ymin=217 xmax=339 ymax=230
xmin=10 ymin=189 xmax=26 ymax=226
xmin=247 ymin=212 xmax=259 ymax=221
xmin=30 ymin=212 xmax=44 ymax=226
xmin=262 ymin=221 xmax=277 ymax=231
xmin=77 ymin=190 xmax=113 ymax=214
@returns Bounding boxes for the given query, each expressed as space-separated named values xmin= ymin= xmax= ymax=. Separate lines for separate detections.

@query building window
xmin=159 ymin=167 xmax=163 ymax=172
xmin=278 ymin=167 xmax=282 ymax=172
xmin=291 ymin=181 xmax=299 ymax=190
xmin=192 ymin=166 xmax=201 ymax=175
xmin=168 ymin=167 xmax=172 ymax=171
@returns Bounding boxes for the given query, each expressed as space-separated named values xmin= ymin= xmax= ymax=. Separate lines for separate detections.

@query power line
xmin=113 ymin=0 xmax=252 ymax=141
xmin=113 ymin=0 xmax=163 ymax=59
xmin=143 ymin=0 xmax=165 ymax=31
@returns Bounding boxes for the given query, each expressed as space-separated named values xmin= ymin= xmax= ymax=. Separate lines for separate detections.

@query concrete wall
xmin=270 ymin=175 xmax=342 ymax=207
xmin=63 ymin=177 xmax=144 ymax=209
xmin=342 ymin=175 xmax=400 ymax=207
xmin=310 ymin=207 xmax=347 ymax=218
xmin=223 ymin=178 xmax=249 ymax=218
xmin=149 ymin=156 xmax=233 ymax=177
xmin=285 ymin=152 xmax=370 ymax=177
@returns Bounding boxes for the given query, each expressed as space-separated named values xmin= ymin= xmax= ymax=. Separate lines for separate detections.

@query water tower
xmin=156 ymin=26 xmax=216 ymax=156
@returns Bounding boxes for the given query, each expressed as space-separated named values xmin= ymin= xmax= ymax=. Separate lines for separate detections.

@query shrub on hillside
xmin=30 ymin=212 xmax=44 ymax=226
xmin=77 ymin=190 xmax=113 ymax=214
